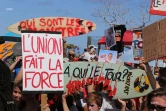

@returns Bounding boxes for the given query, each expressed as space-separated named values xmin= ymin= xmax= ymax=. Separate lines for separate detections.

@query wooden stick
xmin=145 ymin=63 xmax=156 ymax=90
xmin=41 ymin=94 xmax=47 ymax=111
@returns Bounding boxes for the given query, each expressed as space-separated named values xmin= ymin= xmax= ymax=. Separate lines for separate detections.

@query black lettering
xmin=115 ymin=72 xmax=122 ymax=81
xmin=105 ymin=68 xmax=114 ymax=80
xmin=80 ymin=68 xmax=88 ymax=78
xmin=94 ymin=66 xmax=101 ymax=77
xmin=124 ymin=86 xmax=129 ymax=95
xmin=64 ymin=66 xmax=70 ymax=77
xmin=123 ymin=69 xmax=129 ymax=79
xmin=73 ymin=67 xmax=80 ymax=78
xmin=89 ymin=66 xmax=94 ymax=79
xmin=153 ymin=0 xmax=161 ymax=7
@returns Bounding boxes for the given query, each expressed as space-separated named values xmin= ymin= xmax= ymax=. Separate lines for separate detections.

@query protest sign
xmin=7 ymin=17 xmax=96 ymax=37
xmin=0 ymin=42 xmax=15 ymax=61
xmin=143 ymin=18 xmax=166 ymax=62
xmin=132 ymin=30 xmax=143 ymax=60
xmin=150 ymin=0 xmax=166 ymax=16
xmin=98 ymin=49 xmax=117 ymax=63
xmin=22 ymin=31 xmax=64 ymax=92
xmin=105 ymin=26 xmax=116 ymax=48
xmin=142 ymin=21 xmax=159 ymax=62
xmin=63 ymin=62 xmax=153 ymax=99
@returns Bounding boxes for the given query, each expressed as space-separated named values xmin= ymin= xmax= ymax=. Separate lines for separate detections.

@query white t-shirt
xmin=100 ymin=98 xmax=114 ymax=111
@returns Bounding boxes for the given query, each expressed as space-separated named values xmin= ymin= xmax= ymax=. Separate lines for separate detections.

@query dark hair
xmin=158 ymin=68 xmax=166 ymax=88
xmin=108 ymin=53 xmax=112 ymax=55
xmin=0 ymin=59 xmax=18 ymax=111
xmin=84 ymin=49 xmax=87 ymax=52
xmin=13 ymin=82 xmax=22 ymax=92
xmin=147 ymin=87 xmax=166 ymax=108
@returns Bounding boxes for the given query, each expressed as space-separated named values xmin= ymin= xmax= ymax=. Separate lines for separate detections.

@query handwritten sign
xmin=143 ymin=18 xmax=166 ymax=62
xmin=22 ymin=32 xmax=64 ymax=92
xmin=63 ymin=62 xmax=152 ymax=99
xmin=0 ymin=42 xmax=15 ymax=61
xmin=132 ymin=31 xmax=143 ymax=60
xmin=7 ymin=17 xmax=96 ymax=37
xmin=142 ymin=21 xmax=159 ymax=62
xmin=150 ymin=0 xmax=166 ymax=16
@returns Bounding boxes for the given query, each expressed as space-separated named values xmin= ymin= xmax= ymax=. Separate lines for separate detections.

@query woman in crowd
xmin=0 ymin=59 xmax=18 ymax=111
xmin=147 ymin=87 xmax=166 ymax=111
xmin=85 ymin=92 xmax=126 ymax=111
xmin=12 ymin=82 xmax=22 ymax=104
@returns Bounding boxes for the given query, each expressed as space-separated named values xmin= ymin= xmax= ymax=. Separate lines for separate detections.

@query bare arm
xmin=118 ymin=98 xmax=126 ymax=111
xmin=62 ymin=94 xmax=70 ymax=111
xmin=9 ymin=56 xmax=22 ymax=72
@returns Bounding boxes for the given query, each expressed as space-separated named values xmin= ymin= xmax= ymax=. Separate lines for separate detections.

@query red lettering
xmin=26 ymin=20 xmax=33 ymax=27
xmin=48 ymin=38 xmax=54 ymax=54
xmin=76 ymin=19 xmax=80 ymax=27
xmin=66 ymin=18 xmax=70 ymax=26
xmin=71 ymin=19 xmax=74 ymax=26
xmin=54 ymin=38 xmax=62 ymax=55
xmin=58 ymin=18 xmax=63 ymax=25
xmin=49 ymin=73 xmax=58 ymax=88
xmin=86 ymin=22 xmax=93 ymax=27
xmin=32 ymin=72 xmax=41 ymax=88
xmin=41 ymin=72 xmax=50 ymax=89
xmin=81 ymin=28 xmax=86 ymax=34
xmin=56 ymin=59 xmax=62 ymax=70
xmin=22 ymin=35 xmax=30 ymax=52
xmin=38 ymin=57 xmax=44 ymax=69
xmin=39 ymin=18 xmax=46 ymax=26
xmin=49 ymin=59 xmax=55 ymax=70
xmin=67 ymin=27 xmax=74 ymax=36
xmin=20 ymin=21 xmax=26 ymax=28
xmin=25 ymin=71 xmax=35 ymax=88
xmin=24 ymin=55 xmax=33 ymax=69
xmin=47 ymin=19 xmax=52 ymax=27
xmin=58 ymin=72 xmax=63 ymax=88
xmin=31 ymin=36 xmax=38 ymax=53
xmin=29 ymin=57 xmax=35 ymax=68
xmin=75 ymin=27 xmax=80 ymax=36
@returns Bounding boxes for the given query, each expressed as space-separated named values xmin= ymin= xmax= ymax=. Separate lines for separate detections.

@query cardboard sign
xmin=150 ymin=0 xmax=166 ymax=16
xmin=7 ymin=17 xmax=96 ymax=37
xmin=132 ymin=31 xmax=143 ymax=60
xmin=143 ymin=18 xmax=166 ymax=62
xmin=142 ymin=21 xmax=159 ymax=62
xmin=22 ymin=32 xmax=64 ymax=92
xmin=63 ymin=62 xmax=153 ymax=99
xmin=0 ymin=42 xmax=15 ymax=61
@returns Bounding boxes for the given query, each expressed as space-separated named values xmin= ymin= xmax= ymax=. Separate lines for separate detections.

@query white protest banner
xmin=22 ymin=31 xmax=64 ymax=92
xmin=150 ymin=0 xmax=166 ymax=16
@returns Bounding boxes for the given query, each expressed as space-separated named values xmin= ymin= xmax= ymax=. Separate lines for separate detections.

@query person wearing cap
xmin=89 ymin=45 xmax=98 ymax=62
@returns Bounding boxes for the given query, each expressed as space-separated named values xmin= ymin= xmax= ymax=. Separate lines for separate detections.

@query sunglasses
xmin=149 ymin=105 xmax=166 ymax=111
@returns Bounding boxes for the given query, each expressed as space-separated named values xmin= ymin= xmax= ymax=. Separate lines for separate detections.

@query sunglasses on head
xmin=149 ymin=105 xmax=166 ymax=111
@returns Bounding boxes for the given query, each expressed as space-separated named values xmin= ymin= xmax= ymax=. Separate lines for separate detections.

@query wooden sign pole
xmin=145 ymin=63 xmax=156 ymax=90
xmin=41 ymin=94 xmax=47 ymax=111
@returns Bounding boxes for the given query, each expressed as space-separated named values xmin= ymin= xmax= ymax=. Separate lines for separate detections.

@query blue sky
xmin=0 ymin=0 xmax=159 ymax=53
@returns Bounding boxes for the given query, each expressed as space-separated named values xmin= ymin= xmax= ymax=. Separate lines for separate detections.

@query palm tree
xmin=66 ymin=44 xmax=79 ymax=55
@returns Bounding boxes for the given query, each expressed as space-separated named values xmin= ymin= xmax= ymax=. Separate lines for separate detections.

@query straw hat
xmin=68 ymin=50 xmax=75 ymax=55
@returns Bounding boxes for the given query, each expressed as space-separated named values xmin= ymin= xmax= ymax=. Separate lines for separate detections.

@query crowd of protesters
xmin=0 ymin=43 xmax=166 ymax=111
